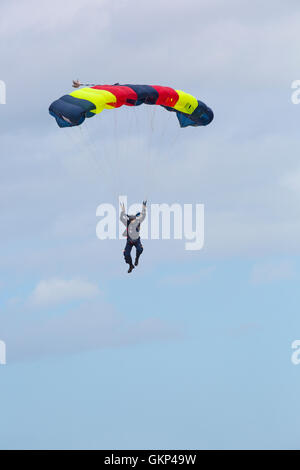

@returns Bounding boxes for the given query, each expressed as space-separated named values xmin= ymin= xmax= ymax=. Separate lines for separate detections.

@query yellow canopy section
xmin=173 ymin=90 xmax=198 ymax=115
xmin=70 ymin=87 xmax=117 ymax=114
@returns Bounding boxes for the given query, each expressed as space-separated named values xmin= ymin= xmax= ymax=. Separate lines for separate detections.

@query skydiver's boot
xmin=128 ymin=264 xmax=135 ymax=273
xmin=134 ymin=256 xmax=140 ymax=267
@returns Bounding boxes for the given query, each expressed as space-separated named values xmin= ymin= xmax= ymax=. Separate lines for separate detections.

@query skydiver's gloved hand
xmin=120 ymin=202 xmax=125 ymax=212
xmin=143 ymin=200 xmax=147 ymax=207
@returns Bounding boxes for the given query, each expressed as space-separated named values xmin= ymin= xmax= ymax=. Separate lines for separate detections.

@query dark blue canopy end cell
xmin=48 ymin=95 xmax=96 ymax=128
xmin=176 ymin=101 xmax=214 ymax=128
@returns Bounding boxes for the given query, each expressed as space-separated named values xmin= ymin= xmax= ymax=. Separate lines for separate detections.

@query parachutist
xmin=120 ymin=201 xmax=147 ymax=274
xmin=72 ymin=79 xmax=81 ymax=88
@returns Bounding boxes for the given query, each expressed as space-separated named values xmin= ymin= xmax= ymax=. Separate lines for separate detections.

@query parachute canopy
xmin=49 ymin=84 xmax=214 ymax=129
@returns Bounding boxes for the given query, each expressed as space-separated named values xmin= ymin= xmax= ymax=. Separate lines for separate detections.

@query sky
xmin=0 ymin=0 xmax=300 ymax=450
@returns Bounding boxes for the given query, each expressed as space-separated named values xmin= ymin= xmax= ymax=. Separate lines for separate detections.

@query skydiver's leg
xmin=124 ymin=240 xmax=135 ymax=273
xmin=134 ymin=239 xmax=143 ymax=266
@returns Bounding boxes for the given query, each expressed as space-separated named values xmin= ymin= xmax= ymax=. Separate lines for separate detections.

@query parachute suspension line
xmin=132 ymin=107 xmax=145 ymax=198
xmin=50 ymin=83 xmax=213 ymax=205
xmin=80 ymin=125 xmax=106 ymax=180
xmin=79 ymin=123 xmax=111 ymax=183
xmin=117 ymin=106 xmax=134 ymax=196
xmin=112 ymin=109 xmax=122 ymax=199
xmin=143 ymin=105 xmax=157 ymax=199
xmin=85 ymin=120 xmax=112 ymax=177
xmin=125 ymin=105 xmax=135 ymax=152
xmin=151 ymin=110 xmax=180 ymax=196
xmin=79 ymin=124 xmax=104 ymax=177
xmin=139 ymin=106 xmax=151 ymax=200
xmin=62 ymin=125 xmax=98 ymax=175
xmin=62 ymin=125 xmax=78 ymax=149
xmin=143 ymin=106 xmax=169 ymax=197
xmin=62 ymin=124 xmax=111 ymax=195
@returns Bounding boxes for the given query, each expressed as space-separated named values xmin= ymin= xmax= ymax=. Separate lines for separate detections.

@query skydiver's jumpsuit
xmin=120 ymin=205 xmax=146 ymax=266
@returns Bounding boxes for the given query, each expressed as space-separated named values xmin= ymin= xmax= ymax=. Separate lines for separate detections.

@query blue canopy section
xmin=124 ymin=84 xmax=159 ymax=105
xmin=162 ymin=100 xmax=214 ymax=128
xmin=49 ymin=95 xmax=95 ymax=128
xmin=176 ymin=112 xmax=198 ymax=128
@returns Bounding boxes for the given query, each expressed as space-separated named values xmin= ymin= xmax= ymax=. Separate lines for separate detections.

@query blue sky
xmin=0 ymin=0 xmax=300 ymax=449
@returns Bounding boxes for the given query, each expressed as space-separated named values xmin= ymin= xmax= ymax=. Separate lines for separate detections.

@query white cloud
xmin=2 ymin=293 xmax=182 ymax=362
xmin=30 ymin=278 xmax=100 ymax=307
xmin=228 ymin=323 xmax=261 ymax=337
xmin=281 ymin=168 xmax=300 ymax=194
xmin=250 ymin=260 xmax=296 ymax=284
xmin=160 ymin=266 xmax=215 ymax=286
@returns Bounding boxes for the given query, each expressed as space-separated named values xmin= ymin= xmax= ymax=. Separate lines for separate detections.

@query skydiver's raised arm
xmin=136 ymin=201 xmax=147 ymax=223
xmin=120 ymin=202 xmax=128 ymax=226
